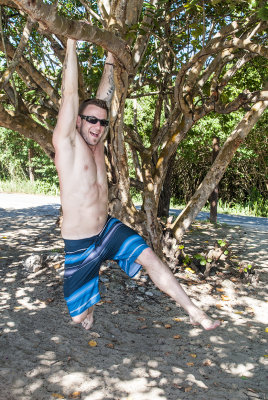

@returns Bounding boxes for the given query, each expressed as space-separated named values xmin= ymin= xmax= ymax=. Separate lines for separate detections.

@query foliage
xmin=0 ymin=127 xmax=58 ymax=185
xmin=0 ymin=179 xmax=59 ymax=195
xmin=170 ymin=109 xmax=268 ymax=214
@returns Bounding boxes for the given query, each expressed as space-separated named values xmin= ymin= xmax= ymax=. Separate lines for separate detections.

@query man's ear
xmin=76 ymin=115 xmax=81 ymax=129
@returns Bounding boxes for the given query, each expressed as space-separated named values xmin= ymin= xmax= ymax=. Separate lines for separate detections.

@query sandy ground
xmin=0 ymin=194 xmax=268 ymax=400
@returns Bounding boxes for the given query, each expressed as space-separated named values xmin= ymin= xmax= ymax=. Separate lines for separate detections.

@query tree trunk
xmin=209 ymin=137 xmax=220 ymax=223
xmin=171 ymin=96 xmax=268 ymax=241
xmin=28 ymin=147 xmax=35 ymax=182
xmin=157 ymin=153 xmax=176 ymax=218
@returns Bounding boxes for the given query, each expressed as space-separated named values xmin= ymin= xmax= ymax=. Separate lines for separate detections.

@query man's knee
xmin=135 ymin=247 xmax=157 ymax=265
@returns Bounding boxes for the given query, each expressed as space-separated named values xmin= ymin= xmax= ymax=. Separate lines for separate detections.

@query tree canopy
xmin=0 ymin=0 xmax=267 ymax=253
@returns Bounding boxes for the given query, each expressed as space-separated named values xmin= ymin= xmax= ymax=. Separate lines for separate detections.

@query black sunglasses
xmin=79 ymin=114 xmax=109 ymax=127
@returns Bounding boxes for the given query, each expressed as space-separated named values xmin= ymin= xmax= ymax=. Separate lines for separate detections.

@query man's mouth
xmin=90 ymin=131 xmax=99 ymax=138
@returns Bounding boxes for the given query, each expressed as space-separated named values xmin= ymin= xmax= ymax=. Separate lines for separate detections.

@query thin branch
xmin=79 ymin=0 xmax=104 ymax=25
xmin=123 ymin=124 xmax=144 ymax=153
xmin=0 ymin=5 xmax=18 ymax=108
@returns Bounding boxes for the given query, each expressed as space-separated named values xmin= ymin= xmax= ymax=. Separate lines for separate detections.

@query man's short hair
xmin=78 ymin=98 xmax=109 ymax=116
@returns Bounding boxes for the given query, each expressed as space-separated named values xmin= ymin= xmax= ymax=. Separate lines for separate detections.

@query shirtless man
xmin=53 ymin=39 xmax=220 ymax=331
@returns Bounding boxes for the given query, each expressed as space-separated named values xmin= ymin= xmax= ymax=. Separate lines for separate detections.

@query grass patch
xmin=1 ymin=180 xmax=267 ymax=217
xmin=0 ymin=179 xmax=59 ymax=196
xmin=171 ymin=197 xmax=267 ymax=218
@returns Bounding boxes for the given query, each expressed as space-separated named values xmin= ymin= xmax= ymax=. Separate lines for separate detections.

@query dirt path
xmin=0 ymin=194 xmax=268 ymax=400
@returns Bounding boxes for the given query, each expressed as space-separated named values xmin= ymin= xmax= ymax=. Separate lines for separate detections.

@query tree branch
xmin=12 ymin=0 xmax=133 ymax=71
xmin=0 ymin=102 xmax=54 ymax=158
xmin=123 ymin=124 xmax=144 ymax=152
xmin=0 ymin=39 xmax=60 ymax=107
xmin=0 ymin=16 xmax=35 ymax=90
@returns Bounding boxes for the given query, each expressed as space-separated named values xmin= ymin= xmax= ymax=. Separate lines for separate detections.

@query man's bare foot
xmin=81 ymin=310 xmax=94 ymax=330
xmin=72 ymin=306 xmax=94 ymax=330
xmin=189 ymin=310 xmax=221 ymax=331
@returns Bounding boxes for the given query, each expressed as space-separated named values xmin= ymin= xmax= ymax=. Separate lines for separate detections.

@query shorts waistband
xmin=63 ymin=215 xmax=112 ymax=253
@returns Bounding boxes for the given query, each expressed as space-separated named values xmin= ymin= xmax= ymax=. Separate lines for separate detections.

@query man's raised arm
xmin=53 ymin=39 xmax=79 ymax=145
xmin=96 ymin=52 xmax=115 ymax=106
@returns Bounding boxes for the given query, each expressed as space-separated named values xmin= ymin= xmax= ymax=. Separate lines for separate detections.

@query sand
xmin=0 ymin=194 xmax=267 ymax=400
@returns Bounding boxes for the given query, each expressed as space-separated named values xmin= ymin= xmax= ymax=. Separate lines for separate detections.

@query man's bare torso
xmin=54 ymin=125 xmax=108 ymax=240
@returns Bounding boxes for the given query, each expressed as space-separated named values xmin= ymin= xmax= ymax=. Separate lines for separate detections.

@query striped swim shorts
xmin=63 ymin=215 xmax=149 ymax=317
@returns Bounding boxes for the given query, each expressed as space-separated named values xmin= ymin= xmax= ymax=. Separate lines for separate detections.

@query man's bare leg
xmin=72 ymin=306 xmax=94 ymax=330
xmin=135 ymin=248 xmax=220 ymax=330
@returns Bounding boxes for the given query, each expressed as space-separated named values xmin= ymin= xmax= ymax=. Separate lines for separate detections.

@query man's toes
xmin=81 ymin=315 xmax=94 ymax=330
xmin=203 ymin=319 xmax=221 ymax=331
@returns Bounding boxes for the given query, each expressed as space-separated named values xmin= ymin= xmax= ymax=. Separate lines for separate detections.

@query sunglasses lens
xmin=87 ymin=117 xmax=98 ymax=124
xmin=80 ymin=115 xmax=109 ymax=126
xmin=100 ymin=120 xmax=109 ymax=127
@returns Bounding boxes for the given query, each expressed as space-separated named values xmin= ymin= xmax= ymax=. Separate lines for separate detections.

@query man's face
xmin=77 ymin=104 xmax=108 ymax=147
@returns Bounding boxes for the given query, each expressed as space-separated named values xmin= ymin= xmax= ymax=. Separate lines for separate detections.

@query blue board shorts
xmin=63 ymin=215 xmax=149 ymax=317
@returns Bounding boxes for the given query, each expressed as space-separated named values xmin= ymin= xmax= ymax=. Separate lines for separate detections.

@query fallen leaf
xmin=45 ymin=298 xmax=54 ymax=304
xmin=216 ymin=304 xmax=222 ymax=309
xmin=88 ymin=340 xmax=97 ymax=347
xmin=172 ymin=317 xmax=182 ymax=322
xmin=137 ymin=317 xmax=146 ymax=321
xmin=190 ymin=353 xmax=197 ymax=358
xmin=216 ymin=287 xmax=224 ymax=292
xmin=139 ymin=325 xmax=148 ymax=330
xmin=230 ymin=277 xmax=238 ymax=282
xmin=164 ymin=324 xmax=172 ymax=329
xmin=184 ymin=386 xmax=192 ymax=392
xmin=265 ymin=327 xmax=268 ymax=333
xmin=69 ymin=392 xmax=81 ymax=399
xmin=52 ymin=394 xmax=65 ymax=399
xmin=105 ymin=343 xmax=114 ymax=349
xmin=264 ymin=355 xmax=268 ymax=358
xmin=173 ymin=384 xmax=183 ymax=389
xmin=53 ymin=263 xmax=61 ymax=269
xmin=90 ymin=332 xmax=100 ymax=338
xmin=234 ymin=311 xmax=243 ymax=314
xmin=186 ymin=362 xmax=194 ymax=366
xmin=173 ymin=335 xmax=181 ymax=339
xmin=203 ymin=359 xmax=212 ymax=366
xmin=221 ymin=295 xmax=230 ymax=301
xmin=185 ymin=267 xmax=195 ymax=274
xmin=247 ymin=388 xmax=257 ymax=393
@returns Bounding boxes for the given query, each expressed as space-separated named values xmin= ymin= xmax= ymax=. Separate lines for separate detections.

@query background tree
xmin=0 ymin=0 xmax=267 ymax=254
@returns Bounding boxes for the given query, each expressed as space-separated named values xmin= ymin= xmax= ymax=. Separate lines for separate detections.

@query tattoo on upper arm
xmin=105 ymin=73 xmax=115 ymax=101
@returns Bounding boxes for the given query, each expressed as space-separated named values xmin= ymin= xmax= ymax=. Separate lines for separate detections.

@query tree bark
xmin=28 ymin=147 xmax=34 ymax=182
xmin=209 ymin=137 xmax=220 ymax=223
